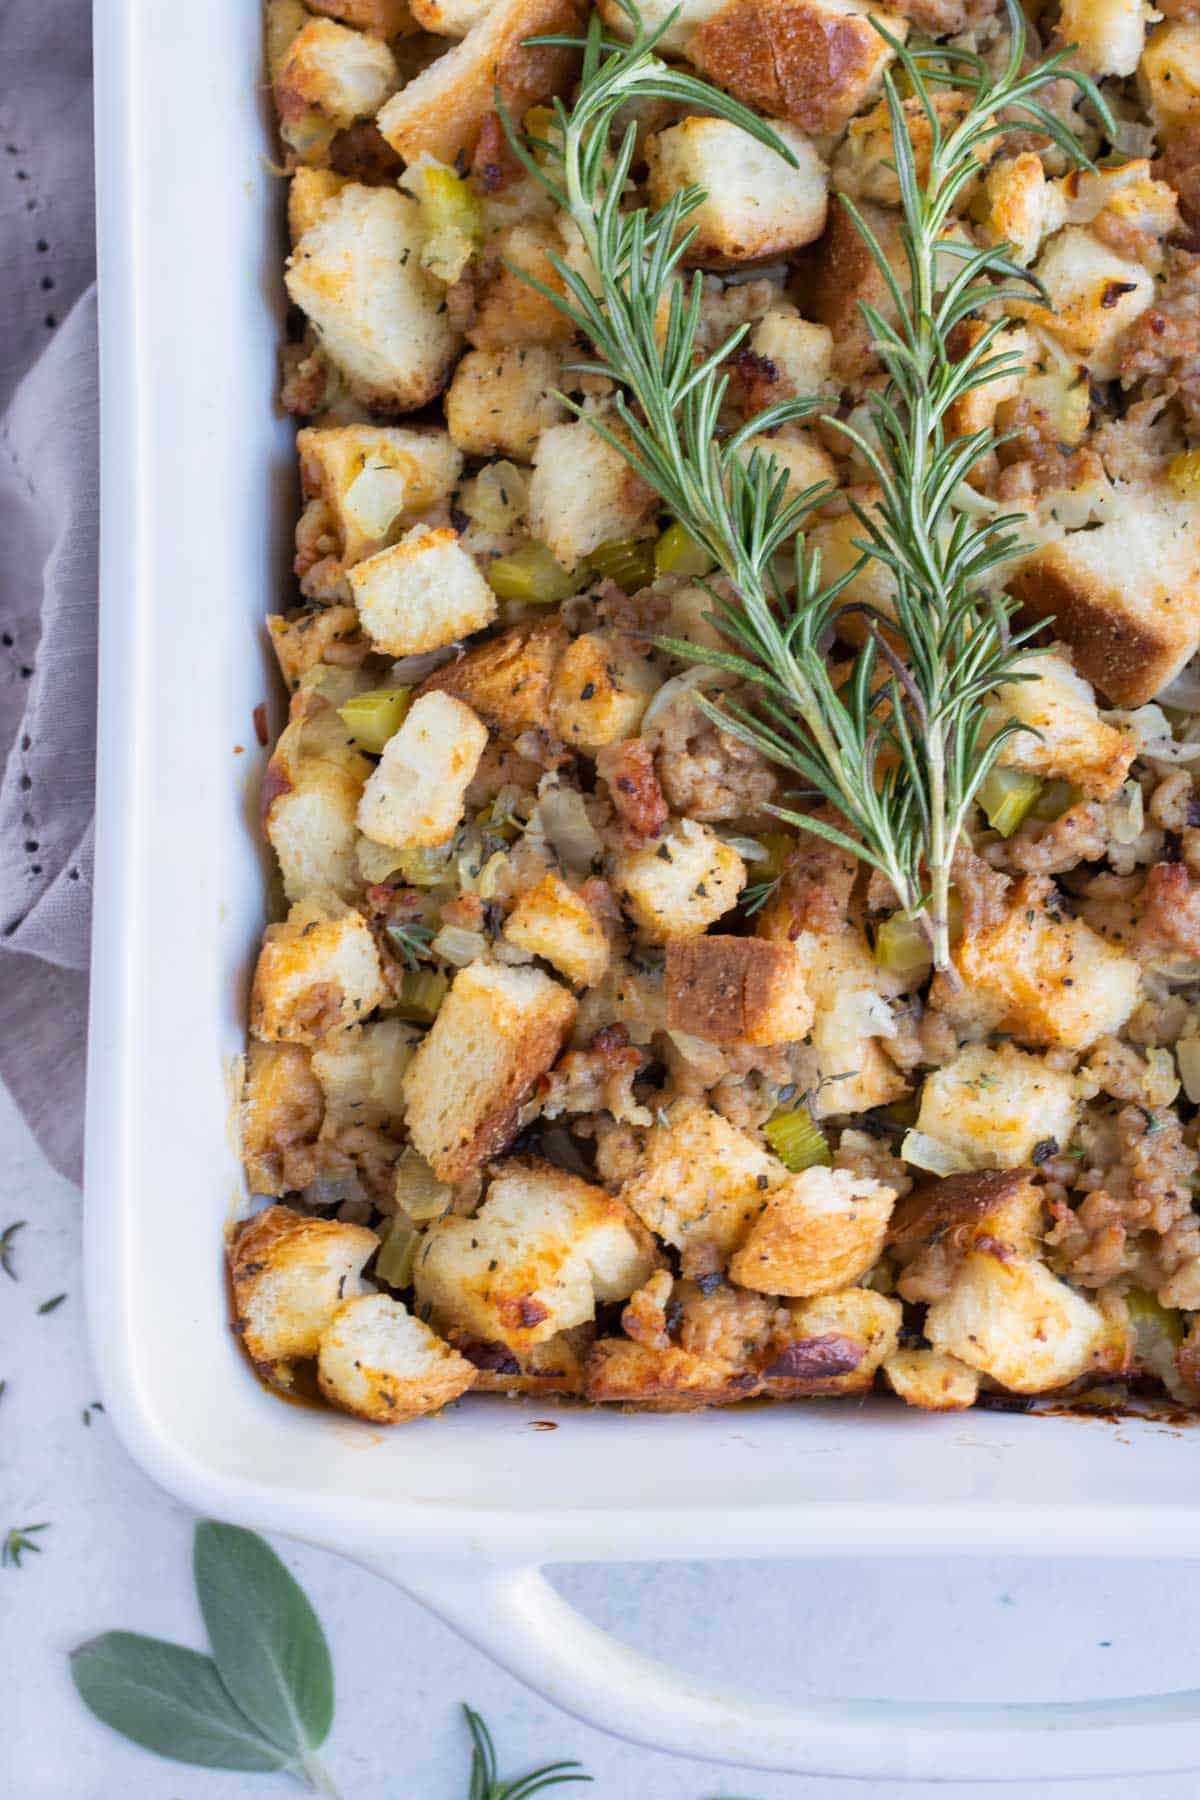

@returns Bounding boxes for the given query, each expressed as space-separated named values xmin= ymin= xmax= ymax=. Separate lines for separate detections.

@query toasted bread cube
xmin=915 ymin=1043 xmax=1080 ymax=1172
xmin=268 ymin=605 xmax=363 ymax=690
xmin=274 ymin=19 xmax=398 ymax=161
xmin=1139 ymin=22 xmax=1200 ymax=136
xmin=414 ymin=1157 xmax=655 ymax=1350
xmin=267 ymin=0 xmax=312 ymax=78
xmin=417 ymin=617 xmax=566 ymax=734
xmin=645 ymin=118 xmax=827 ymax=265
xmin=809 ymin=198 xmax=907 ymax=382
xmin=766 ymin=1288 xmax=901 ymax=1395
xmin=729 ymin=1166 xmax=896 ymax=1297
xmin=263 ymin=699 xmax=372 ymax=902
xmin=747 ymin=312 xmax=835 ymax=400
xmin=410 ymin=0 xmax=492 ymax=32
xmin=833 ymin=91 xmax=979 ymax=210
xmin=1009 ymin=486 xmax=1200 ymax=707
xmin=251 ymin=896 xmax=388 ymax=1045
xmin=285 ymin=186 xmax=460 ymax=413
xmin=619 ymin=1096 xmax=776 ymax=1257
xmin=230 ymin=1205 xmax=377 ymax=1381
xmin=297 ymin=424 xmax=463 ymax=577
xmin=808 ymin=495 xmax=897 ymax=641
xmin=311 ymin=1018 xmax=421 ymax=1129
xmin=377 ymin=0 xmax=586 ymax=165
xmin=1059 ymin=0 xmax=1152 ymax=77
xmin=956 ymin=875 xmax=1141 ymax=1052
xmin=445 ymin=346 xmax=569 ymax=461
xmin=785 ymin=926 xmax=909 ymax=1117
xmin=402 ymin=963 xmax=577 ymax=1179
xmin=980 ymin=152 xmax=1063 ymax=266
xmin=308 ymin=0 xmax=416 ymax=32
xmin=528 ymin=420 xmax=658 ymax=569
xmin=288 ymin=168 xmax=349 ymax=243
xmin=586 ymin=1276 xmax=776 ymax=1410
xmin=597 ymin=0 xmax=728 ymax=53
xmin=612 ymin=819 xmax=746 ymax=941
xmin=549 ymin=630 xmax=658 ymax=750
xmin=995 ymin=649 xmax=1135 ymax=800
xmin=357 ymin=692 xmax=488 ymax=849
xmin=688 ymin=0 xmax=907 ymax=136
xmin=241 ymin=1043 xmax=326 ymax=1198
xmin=504 ymin=873 xmax=612 ymax=987
xmin=665 ymin=935 xmax=814 ymax=1046
xmin=1012 ymin=227 xmax=1152 ymax=380
xmin=317 ymin=1294 xmax=477 ymax=1422
xmin=735 ymin=425 xmax=836 ymax=509
xmin=467 ymin=220 xmax=577 ymax=351
xmin=884 ymin=1347 xmax=980 ymax=1411
xmin=887 ymin=1168 xmax=1044 ymax=1260
xmin=348 ymin=526 xmax=497 ymax=658
xmin=927 ymin=1248 xmax=1110 ymax=1394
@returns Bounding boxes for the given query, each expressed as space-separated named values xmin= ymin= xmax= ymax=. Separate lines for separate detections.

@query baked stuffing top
xmin=236 ymin=0 xmax=1200 ymax=1425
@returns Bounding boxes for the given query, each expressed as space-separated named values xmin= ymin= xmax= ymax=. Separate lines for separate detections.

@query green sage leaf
xmin=69 ymin=1632 xmax=288 ymax=1772
xmin=194 ymin=1521 xmax=334 ymax=1758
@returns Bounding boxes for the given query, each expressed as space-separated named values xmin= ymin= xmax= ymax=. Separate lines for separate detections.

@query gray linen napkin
xmin=0 ymin=0 xmax=98 ymax=1183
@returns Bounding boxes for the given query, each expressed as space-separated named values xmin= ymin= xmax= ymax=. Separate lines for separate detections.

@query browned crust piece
xmin=416 ymin=617 xmax=567 ymax=735
xmin=1008 ymin=551 xmax=1193 ymax=710
xmin=664 ymin=934 xmax=813 ymax=1045
xmin=887 ymin=1168 xmax=1040 ymax=1253
xmin=689 ymin=0 xmax=892 ymax=136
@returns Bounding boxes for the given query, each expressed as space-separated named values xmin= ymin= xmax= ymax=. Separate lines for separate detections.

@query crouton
xmin=1011 ymin=227 xmax=1153 ymax=380
xmin=915 ymin=1043 xmax=1080 ymax=1173
xmin=229 ymin=1205 xmax=377 ymax=1382
xmin=764 ymin=1287 xmax=901 ymax=1396
xmin=285 ymin=185 xmax=461 ymax=413
xmin=262 ymin=697 xmax=371 ymax=902
xmin=645 ymin=118 xmax=827 ymax=265
xmin=612 ymin=819 xmax=746 ymax=941
xmin=887 ymin=1168 xmax=1044 ymax=1259
xmin=267 ymin=0 xmax=312 ymax=80
xmin=455 ymin=1327 xmax=591 ymax=1396
xmin=410 ymin=0 xmax=492 ymax=32
xmin=415 ymin=1157 xmax=655 ymax=1351
xmin=445 ymin=345 xmax=569 ymax=461
xmin=528 ymin=420 xmax=658 ymax=569
xmin=357 ymin=691 xmax=488 ymax=850
xmin=297 ymin=424 xmax=463 ymax=580
xmin=597 ymin=0 xmax=729 ymax=55
xmin=994 ymin=649 xmax=1135 ymax=800
xmin=288 ymin=168 xmax=349 ymax=243
xmin=745 ymin=312 xmax=835 ymax=402
xmin=308 ymin=0 xmax=417 ymax=32
xmin=504 ymin=873 xmax=612 ymax=987
xmin=241 ymin=1043 xmax=326 ymax=1197
xmin=311 ymin=1018 xmax=421 ymax=1128
xmin=416 ymin=617 xmax=567 ymax=734
xmin=954 ymin=875 xmax=1141 ymax=1052
xmin=944 ymin=322 xmax=1028 ymax=447
xmin=808 ymin=493 xmax=897 ymax=644
xmin=316 ymin=1293 xmax=476 ymax=1422
xmin=250 ymin=895 xmax=389 ymax=1045
xmin=1009 ymin=486 xmax=1200 ymax=707
xmin=348 ymin=526 xmax=497 ymax=658
xmin=619 ymin=1096 xmax=776 ymax=1257
xmin=1139 ymin=21 xmax=1200 ymax=137
xmin=926 ymin=1247 xmax=1112 ymax=1393
xmin=467 ymin=220 xmax=577 ymax=351
xmin=729 ymin=1166 xmax=896 ymax=1297
xmin=884 ymin=1347 xmax=980 ymax=1411
xmin=687 ymin=0 xmax=908 ymax=137
xmin=735 ymin=425 xmax=836 ymax=509
xmin=377 ymin=0 xmax=586 ymax=166
xmin=1058 ymin=0 xmax=1152 ymax=78
xmin=274 ymin=19 xmax=398 ymax=162
xmin=586 ymin=1277 xmax=775 ymax=1410
xmin=549 ymin=630 xmax=658 ymax=750
xmin=664 ymin=935 xmax=814 ymax=1046
xmin=402 ymin=963 xmax=577 ymax=1178
xmin=808 ymin=198 xmax=907 ymax=382
xmin=833 ymin=91 xmax=978 ymax=210
xmin=979 ymin=153 xmax=1063 ymax=266
xmin=788 ymin=927 xmax=910 ymax=1118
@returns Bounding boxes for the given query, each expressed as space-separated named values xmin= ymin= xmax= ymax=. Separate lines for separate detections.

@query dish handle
xmin=355 ymin=1553 xmax=1200 ymax=1782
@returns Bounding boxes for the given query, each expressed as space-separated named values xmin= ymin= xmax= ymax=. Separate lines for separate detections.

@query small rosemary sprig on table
xmin=502 ymin=0 xmax=1108 ymax=969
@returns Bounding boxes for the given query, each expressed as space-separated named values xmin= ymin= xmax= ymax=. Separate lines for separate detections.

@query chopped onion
xmin=1177 ymin=1038 xmax=1200 ymax=1105
xmin=720 ymin=834 xmax=772 ymax=863
xmin=900 ymin=1131 xmax=973 ymax=1177
xmin=431 ymin=925 xmax=486 ymax=967
xmin=1143 ymin=1047 xmax=1180 ymax=1108
xmin=388 ymin=647 xmax=455 ymax=685
xmin=534 ymin=779 xmax=602 ymax=873
xmin=1108 ymin=780 xmax=1145 ymax=845
xmin=342 ymin=461 xmax=410 ymax=540
xmin=301 ymin=1171 xmax=370 ymax=1209
xmin=1105 ymin=704 xmax=1200 ymax=764
xmin=394 ymin=1147 xmax=452 ymax=1222
xmin=1158 ymin=665 xmax=1200 ymax=715
xmin=640 ymin=665 xmax=723 ymax=734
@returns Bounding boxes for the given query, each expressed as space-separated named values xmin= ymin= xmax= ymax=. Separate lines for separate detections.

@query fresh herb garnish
xmin=82 ymin=1400 xmax=104 ymax=1427
xmin=386 ymin=919 xmax=436 ymax=971
xmin=37 ymin=1291 xmax=67 ymax=1315
xmin=464 ymin=1704 xmax=592 ymax=1798
xmin=4 ymin=1522 xmax=50 ymax=1568
xmin=0 ymin=1218 xmax=26 ymax=1280
xmin=503 ymin=0 xmax=1108 ymax=970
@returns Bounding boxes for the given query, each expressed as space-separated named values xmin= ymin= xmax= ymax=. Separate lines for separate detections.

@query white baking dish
xmin=86 ymin=2 xmax=1200 ymax=1782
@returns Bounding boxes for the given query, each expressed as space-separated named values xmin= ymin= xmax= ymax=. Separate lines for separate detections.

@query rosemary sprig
xmin=0 ymin=1218 xmax=26 ymax=1280
xmin=386 ymin=919 xmax=436 ymax=971
xmin=3 ymin=1522 xmax=50 ymax=1569
xmin=502 ymin=0 xmax=1108 ymax=969
xmin=463 ymin=1705 xmax=592 ymax=1798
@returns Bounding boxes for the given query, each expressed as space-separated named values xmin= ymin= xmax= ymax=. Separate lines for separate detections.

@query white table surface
xmin=4 ymin=1078 xmax=1200 ymax=1800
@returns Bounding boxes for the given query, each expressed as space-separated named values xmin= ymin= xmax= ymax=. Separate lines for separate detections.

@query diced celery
xmin=1031 ymin=778 xmax=1079 ymax=821
xmin=978 ymin=765 xmax=1043 ymax=836
xmin=1169 ymin=450 xmax=1200 ymax=501
xmin=1126 ymin=1286 xmax=1185 ymax=1345
xmin=874 ymin=911 xmax=932 ymax=977
xmin=337 ymin=687 xmax=411 ymax=754
xmin=393 ymin=844 xmax=454 ymax=888
xmin=414 ymin=163 xmax=482 ymax=284
xmin=487 ymin=542 xmax=578 ymax=605
xmin=757 ymin=831 xmax=793 ymax=879
xmin=395 ymin=968 xmax=449 ymax=1022
xmin=654 ymin=521 xmax=714 ymax=578
xmin=588 ymin=536 xmax=657 ymax=592
xmin=394 ymin=1147 xmax=452 ymax=1222
xmin=764 ymin=1105 xmax=830 ymax=1172
xmin=374 ymin=1219 xmax=419 ymax=1289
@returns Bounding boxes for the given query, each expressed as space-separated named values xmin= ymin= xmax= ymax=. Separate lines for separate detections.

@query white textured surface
xmin=4 ymin=1079 xmax=1200 ymax=1799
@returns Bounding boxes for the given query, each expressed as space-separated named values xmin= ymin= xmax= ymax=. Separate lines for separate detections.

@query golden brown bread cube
xmin=549 ymin=631 xmax=658 ymax=751
xmin=348 ymin=526 xmax=497 ymax=658
xmin=262 ymin=695 xmax=372 ymax=902
xmin=611 ymin=820 xmax=746 ymax=941
xmin=316 ymin=1293 xmax=477 ymax=1422
xmin=356 ymin=691 xmax=489 ymax=850
xmin=229 ymin=1205 xmax=378 ymax=1382
xmin=644 ymin=117 xmax=828 ymax=265
xmin=618 ymin=1095 xmax=776 ymax=1258
xmin=467 ymin=220 xmax=578 ymax=351
xmin=727 ymin=1166 xmax=896 ymax=1297
xmin=884 ymin=1347 xmax=981 ymax=1411
xmin=417 ymin=618 xmax=567 ymax=735
xmin=762 ymin=1288 xmax=902 ymax=1397
xmin=664 ymin=934 xmax=813 ymax=1046
xmin=926 ymin=1247 xmax=1115 ymax=1395
xmin=503 ymin=873 xmax=612 ymax=988
xmin=250 ymin=895 xmax=389 ymax=1045
xmin=240 ymin=1043 xmax=326 ymax=1199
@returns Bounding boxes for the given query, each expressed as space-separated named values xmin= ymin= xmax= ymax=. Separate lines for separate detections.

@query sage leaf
xmin=194 ymin=1521 xmax=334 ymax=1758
xmin=70 ymin=1632 xmax=288 ymax=1772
